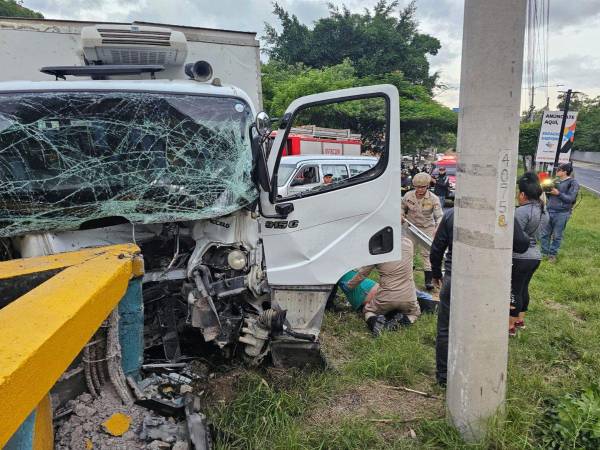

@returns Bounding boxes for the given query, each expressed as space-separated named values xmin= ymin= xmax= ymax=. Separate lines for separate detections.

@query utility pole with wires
xmin=526 ymin=83 xmax=563 ymax=122
xmin=448 ymin=0 xmax=527 ymax=441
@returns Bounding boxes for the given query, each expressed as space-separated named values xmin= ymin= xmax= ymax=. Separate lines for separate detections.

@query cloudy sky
xmin=26 ymin=0 xmax=600 ymax=110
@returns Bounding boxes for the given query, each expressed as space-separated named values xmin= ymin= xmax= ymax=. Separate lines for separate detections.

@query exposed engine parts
xmin=34 ymin=214 xmax=324 ymax=371
xmin=239 ymin=316 xmax=270 ymax=358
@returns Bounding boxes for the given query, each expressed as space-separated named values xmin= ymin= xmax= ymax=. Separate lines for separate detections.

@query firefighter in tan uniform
xmin=346 ymin=237 xmax=421 ymax=336
xmin=402 ymin=172 xmax=443 ymax=290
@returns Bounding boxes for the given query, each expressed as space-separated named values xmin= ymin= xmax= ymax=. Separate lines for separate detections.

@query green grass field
xmin=207 ymin=189 xmax=600 ymax=449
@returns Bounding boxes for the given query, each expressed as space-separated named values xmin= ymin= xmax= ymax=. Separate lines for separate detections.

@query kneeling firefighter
xmin=341 ymin=237 xmax=422 ymax=337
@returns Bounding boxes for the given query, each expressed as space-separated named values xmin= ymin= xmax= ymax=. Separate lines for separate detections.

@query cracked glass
xmin=0 ymin=91 xmax=257 ymax=237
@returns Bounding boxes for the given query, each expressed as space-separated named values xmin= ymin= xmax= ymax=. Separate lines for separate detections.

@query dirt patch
xmin=543 ymin=299 xmax=584 ymax=322
xmin=194 ymin=367 xmax=245 ymax=407
xmin=307 ymin=381 xmax=443 ymax=425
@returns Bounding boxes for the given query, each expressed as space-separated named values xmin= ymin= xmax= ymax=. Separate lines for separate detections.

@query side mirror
xmin=251 ymin=133 xmax=271 ymax=192
xmin=255 ymin=111 xmax=272 ymax=138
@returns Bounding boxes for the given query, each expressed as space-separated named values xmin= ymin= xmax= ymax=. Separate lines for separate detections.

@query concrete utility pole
xmin=448 ymin=0 xmax=527 ymax=441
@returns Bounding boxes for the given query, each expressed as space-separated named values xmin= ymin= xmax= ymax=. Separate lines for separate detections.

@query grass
xmin=206 ymin=189 xmax=600 ymax=449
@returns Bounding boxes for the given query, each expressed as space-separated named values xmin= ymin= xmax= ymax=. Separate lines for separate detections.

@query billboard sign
xmin=535 ymin=111 xmax=578 ymax=164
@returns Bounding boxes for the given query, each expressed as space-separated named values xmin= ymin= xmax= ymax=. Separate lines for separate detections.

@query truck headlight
xmin=227 ymin=250 xmax=247 ymax=270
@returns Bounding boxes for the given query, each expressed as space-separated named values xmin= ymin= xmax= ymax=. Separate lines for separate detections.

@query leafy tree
xmin=263 ymin=1 xmax=440 ymax=91
xmin=261 ymin=60 xmax=456 ymax=154
xmin=0 ymin=0 xmax=43 ymax=18
xmin=519 ymin=121 xmax=541 ymax=167
xmin=557 ymin=91 xmax=586 ymax=112
xmin=574 ymin=96 xmax=600 ymax=152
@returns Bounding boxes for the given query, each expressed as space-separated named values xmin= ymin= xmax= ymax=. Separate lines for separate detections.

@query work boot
xmin=416 ymin=290 xmax=438 ymax=314
xmin=424 ymin=271 xmax=434 ymax=291
xmin=384 ymin=312 xmax=412 ymax=331
xmin=366 ymin=315 xmax=386 ymax=337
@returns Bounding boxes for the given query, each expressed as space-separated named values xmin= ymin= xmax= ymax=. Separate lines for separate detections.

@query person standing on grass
xmin=402 ymin=172 xmax=443 ymax=290
xmin=541 ymin=162 xmax=579 ymax=262
xmin=510 ymin=172 xmax=548 ymax=336
xmin=430 ymin=208 xmax=530 ymax=386
xmin=433 ymin=166 xmax=450 ymax=207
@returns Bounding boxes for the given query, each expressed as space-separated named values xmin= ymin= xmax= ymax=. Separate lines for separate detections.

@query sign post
xmin=552 ymin=89 xmax=573 ymax=175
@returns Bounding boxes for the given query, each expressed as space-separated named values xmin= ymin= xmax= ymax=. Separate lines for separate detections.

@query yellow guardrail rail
xmin=0 ymin=244 xmax=143 ymax=448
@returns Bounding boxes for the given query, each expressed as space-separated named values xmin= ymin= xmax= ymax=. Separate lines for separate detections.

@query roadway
xmin=573 ymin=161 xmax=600 ymax=196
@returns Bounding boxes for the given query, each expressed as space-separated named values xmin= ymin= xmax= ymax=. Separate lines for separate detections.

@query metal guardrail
xmin=0 ymin=244 xmax=143 ymax=448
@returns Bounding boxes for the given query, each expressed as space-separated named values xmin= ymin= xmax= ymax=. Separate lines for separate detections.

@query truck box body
xmin=0 ymin=17 xmax=262 ymax=109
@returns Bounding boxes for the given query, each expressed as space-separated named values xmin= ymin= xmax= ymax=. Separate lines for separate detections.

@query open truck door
xmin=254 ymin=85 xmax=402 ymax=356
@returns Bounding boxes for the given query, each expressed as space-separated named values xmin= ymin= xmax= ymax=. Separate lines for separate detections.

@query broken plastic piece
xmin=135 ymin=398 xmax=185 ymax=419
xmin=101 ymin=412 xmax=132 ymax=436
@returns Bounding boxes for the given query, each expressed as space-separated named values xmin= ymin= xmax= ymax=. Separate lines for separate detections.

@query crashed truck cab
xmin=0 ymin=24 xmax=403 ymax=368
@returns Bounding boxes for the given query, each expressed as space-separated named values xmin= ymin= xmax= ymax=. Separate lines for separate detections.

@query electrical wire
xmin=525 ymin=0 xmax=550 ymax=117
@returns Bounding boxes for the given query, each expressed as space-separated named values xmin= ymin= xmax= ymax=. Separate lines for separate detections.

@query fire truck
xmin=273 ymin=125 xmax=362 ymax=156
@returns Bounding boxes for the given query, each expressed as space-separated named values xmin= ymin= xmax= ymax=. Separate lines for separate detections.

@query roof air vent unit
xmin=81 ymin=24 xmax=188 ymax=66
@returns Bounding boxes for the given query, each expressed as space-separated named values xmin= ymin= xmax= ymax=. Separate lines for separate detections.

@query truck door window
xmin=349 ymin=164 xmax=372 ymax=177
xmin=277 ymin=164 xmax=296 ymax=187
xmin=274 ymin=96 xmax=388 ymax=201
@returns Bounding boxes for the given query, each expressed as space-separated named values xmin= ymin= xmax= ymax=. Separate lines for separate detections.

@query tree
xmin=574 ymin=96 xmax=600 ymax=152
xmin=261 ymin=60 xmax=457 ymax=154
xmin=0 ymin=0 xmax=43 ymax=18
xmin=263 ymin=1 xmax=440 ymax=91
xmin=518 ymin=121 xmax=541 ymax=168
xmin=557 ymin=91 xmax=586 ymax=112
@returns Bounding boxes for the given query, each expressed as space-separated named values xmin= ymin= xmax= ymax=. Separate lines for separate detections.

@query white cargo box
xmin=0 ymin=18 xmax=262 ymax=108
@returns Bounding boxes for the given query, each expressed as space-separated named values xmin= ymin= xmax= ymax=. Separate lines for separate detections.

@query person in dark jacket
xmin=540 ymin=162 xmax=579 ymax=261
xmin=433 ymin=167 xmax=451 ymax=206
xmin=430 ymin=208 xmax=530 ymax=386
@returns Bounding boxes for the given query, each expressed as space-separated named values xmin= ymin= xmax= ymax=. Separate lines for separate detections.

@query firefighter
xmin=402 ymin=172 xmax=443 ymax=290
xmin=344 ymin=237 xmax=421 ymax=336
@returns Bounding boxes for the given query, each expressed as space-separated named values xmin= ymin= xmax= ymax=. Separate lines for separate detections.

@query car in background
xmin=277 ymin=155 xmax=379 ymax=198
xmin=431 ymin=156 xmax=457 ymax=204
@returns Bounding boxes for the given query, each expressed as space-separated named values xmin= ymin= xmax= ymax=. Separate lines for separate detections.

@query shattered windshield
xmin=0 ymin=91 xmax=258 ymax=237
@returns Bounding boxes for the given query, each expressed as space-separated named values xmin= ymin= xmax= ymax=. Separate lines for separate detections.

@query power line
xmin=524 ymin=0 xmax=550 ymax=120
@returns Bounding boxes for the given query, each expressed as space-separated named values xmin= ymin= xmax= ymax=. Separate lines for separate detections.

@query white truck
xmin=0 ymin=18 xmax=402 ymax=367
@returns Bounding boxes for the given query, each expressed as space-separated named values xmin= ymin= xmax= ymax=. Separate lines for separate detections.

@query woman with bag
xmin=510 ymin=172 xmax=549 ymax=336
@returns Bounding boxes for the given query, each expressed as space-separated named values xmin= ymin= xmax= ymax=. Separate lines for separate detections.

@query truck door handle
xmin=275 ymin=203 xmax=294 ymax=218
xmin=369 ymin=227 xmax=393 ymax=255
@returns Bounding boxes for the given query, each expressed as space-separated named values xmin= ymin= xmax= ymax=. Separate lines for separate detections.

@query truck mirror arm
xmin=250 ymin=132 xmax=271 ymax=192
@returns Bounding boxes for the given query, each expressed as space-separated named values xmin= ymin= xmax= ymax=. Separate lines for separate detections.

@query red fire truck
xmin=271 ymin=125 xmax=362 ymax=156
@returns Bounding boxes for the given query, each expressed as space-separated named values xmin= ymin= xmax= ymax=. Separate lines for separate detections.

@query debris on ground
xmin=55 ymin=361 xmax=214 ymax=449
xmin=102 ymin=412 xmax=132 ymax=436
xmin=55 ymin=389 xmax=150 ymax=450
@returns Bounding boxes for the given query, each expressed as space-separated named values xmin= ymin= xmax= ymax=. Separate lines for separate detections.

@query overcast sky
xmin=26 ymin=0 xmax=600 ymax=110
